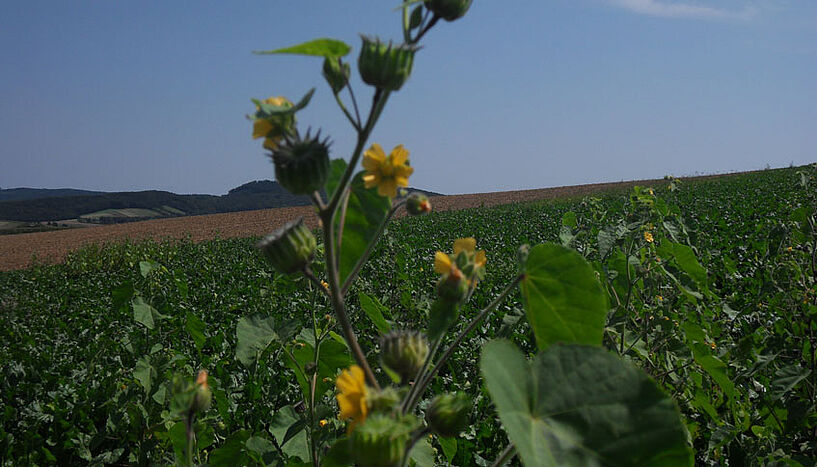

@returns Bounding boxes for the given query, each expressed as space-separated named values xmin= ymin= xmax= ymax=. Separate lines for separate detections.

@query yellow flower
xmin=657 ymin=295 xmax=663 ymax=302
xmin=644 ymin=231 xmax=654 ymax=243
xmin=319 ymin=419 xmax=329 ymax=428
xmin=320 ymin=280 xmax=329 ymax=290
xmin=362 ymin=143 xmax=414 ymax=198
xmin=647 ymin=188 xmax=654 ymax=196
xmin=336 ymin=365 xmax=368 ymax=432
xmin=252 ymin=96 xmax=294 ymax=151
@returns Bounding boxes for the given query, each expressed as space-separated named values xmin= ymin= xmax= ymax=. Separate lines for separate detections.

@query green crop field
xmin=1 ymin=166 xmax=816 ymax=465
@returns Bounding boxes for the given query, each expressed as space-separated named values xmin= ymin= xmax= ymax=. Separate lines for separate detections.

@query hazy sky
xmin=1 ymin=1 xmax=815 ymax=195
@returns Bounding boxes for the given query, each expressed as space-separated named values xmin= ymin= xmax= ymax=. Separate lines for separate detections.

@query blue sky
xmin=1 ymin=0 xmax=815 ymax=195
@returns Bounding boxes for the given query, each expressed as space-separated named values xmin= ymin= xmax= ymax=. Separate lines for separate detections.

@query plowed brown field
xmin=0 ymin=175 xmax=725 ymax=271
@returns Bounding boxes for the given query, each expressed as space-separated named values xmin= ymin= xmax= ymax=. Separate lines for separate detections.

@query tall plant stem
xmin=322 ymin=208 xmax=380 ymax=389
xmin=405 ymin=275 xmax=524 ymax=412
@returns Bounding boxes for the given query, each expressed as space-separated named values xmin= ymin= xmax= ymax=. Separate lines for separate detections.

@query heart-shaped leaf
xmin=520 ymin=243 xmax=607 ymax=350
xmin=481 ymin=339 xmax=693 ymax=466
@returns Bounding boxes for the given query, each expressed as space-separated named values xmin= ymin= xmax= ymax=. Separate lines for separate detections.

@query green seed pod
xmin=380 ymin=330 xmax=429 ymax=383
xmin=367 ymin=386 xmax=402 ymax=413
xmin=322 ymin=57 xmax=350 ymax=94
xmin=426 ymin=392 xmax=471 ymax=437
xmin=406 ymin=193 xmax=431 ymax=216
xmin=257 ymin=218 xmax=317 ymax=274
xmin=271 ymin=129 xmax=331 ymax=195
xmin=358 ymin=35 xmax=417 ymax=91
xmin=351 ymin=414 xmax=416 ymax=467
xmin=424 ymin=0 xmax=472 ymax=21
xmin=436 ymin=269 xmax=469 ymax=303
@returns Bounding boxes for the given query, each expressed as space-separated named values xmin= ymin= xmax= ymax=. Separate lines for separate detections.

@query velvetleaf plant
xmin=198 ymin=1 xmax=694 ymax=465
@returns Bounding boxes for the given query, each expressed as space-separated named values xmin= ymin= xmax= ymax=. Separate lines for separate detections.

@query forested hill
xmin=0 ymin=180 xmax=440 ymax=222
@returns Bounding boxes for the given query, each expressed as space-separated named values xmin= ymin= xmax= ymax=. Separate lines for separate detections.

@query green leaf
xmin=691 ymin=343 xmax=736 ymax=401
xmin=131 ymin=296 xmax=156 ymax=330
xmin=254 ymin=38 xmax=352 ymax=58
xmin=481 ymin=340 xmax=693 ymax=466
xmin=235 ymin=315 xmax=279 ymax=367
xmin=139 ymin=260 xmax=161 ymax=278
xmin=133 ymin=356 xmax=153 ymax=395
xmin=209 ymin=430 xmax=252 ymax=466
xmin=186 ymin=313 xmax=206 ymax=352
xmin=269 ymin=405 xmax=300 ymax=445
xmin=358 ymin=292 xmax=392 ymax=334
xmin=656 ymin=241 xmax=708 ymax=291
xmin=409 ymin=436 xmax=435 ymax=466
xmin=326 ymin=158 xmax=347 ymax=200
xmin=336 ymin=172 xmax=392 ymax=285
xmin=520 ymin=243 xmax=607 ymax=350
xmin=438 ymin=437 xmax=457 ymax=463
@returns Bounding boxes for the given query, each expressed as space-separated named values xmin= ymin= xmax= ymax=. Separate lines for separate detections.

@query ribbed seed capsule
xmin=426 ymin=392 xmax=471 ymax=436
xmin=380 ymin=330 xmax=429 ymax=383
xmin=424 ymin=0 xmax=472 ymax=21
xmin=270 ymin=129 xmax=331 ymax=195
xmin=358 ymin=35 xmax=417 ymax=91
xmin=322 ymin=57 xmax=350 ymax=94
xmin=351 ymin=414 xmax=416 ymax=467
xmin=257 ymin=218 xmax=316 ymax=274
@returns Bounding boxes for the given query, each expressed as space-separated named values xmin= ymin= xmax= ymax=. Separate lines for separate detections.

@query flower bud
xmin=323 ymin=57 xmax=350 ymax=94
xmin=257 ymin=218 xmax=317 ymax=274
xmin=426 ymin=392 xmax=470 ymax=437
xmin=358 ymin=36 xmax=417 ymax=91
xmin=424 ymin=0 xmax=472 ymax=21
xmin=190 ymin=370 xmax=212 ymax=414
xmin=270 ymin=129 xmax=331 ymax=195
xmin=380 ymin=331 xmax=429 ymax=383
xmin=351 ymin=414 xmax=416 ymax=467
xmin=436 ymin=266 xmax=468 ymax=303
xmin=406 ymin=193 xmax=431 ymax=216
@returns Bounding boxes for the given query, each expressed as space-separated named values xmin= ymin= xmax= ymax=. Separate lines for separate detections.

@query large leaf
xmin=235 ymin=315 xmax=279 ymax=367
xmin=481 ymin=340 xmax=693 ymax=466
xmin=254 ymin=38 xmax=351 ymax=58
xmin=520 ymin=243 xmax=607 ymax=350
xmin=186 ymin=312 xmax=206 ymax=352
xmin=358 ymin=292 xmax=392 ymax=334
xmin=656 ymin=241 xmax=708 ymax=291
xmin=327 ymin=166 xmax=391 ymax=285
xmin=131 ymin=296 xmax=156 ymax=330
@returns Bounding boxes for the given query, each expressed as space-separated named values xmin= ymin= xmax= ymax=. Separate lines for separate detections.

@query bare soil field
xmin=0 ymin=174 xmax=735 ymax=271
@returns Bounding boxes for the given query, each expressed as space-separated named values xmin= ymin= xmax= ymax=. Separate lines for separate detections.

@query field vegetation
xmin=1 ymin=165 xmax=815 ymax=465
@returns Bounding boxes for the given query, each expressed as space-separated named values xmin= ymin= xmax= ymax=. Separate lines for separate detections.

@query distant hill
xmin=0 ymin=187 xmax=106 ymax=202
xmin=0 ymin=180 xmax=440 ymax=223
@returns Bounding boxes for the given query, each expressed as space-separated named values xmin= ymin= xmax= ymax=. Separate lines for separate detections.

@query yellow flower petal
xmin=252 ymin=119 xmax=274 ymax=139
xmin=363 ymin=174 xmax=379 ymax=189
xmin=394 ymin=176 xmax=409 ymax=188
xmin=476 ymin=250 xmax=486 ymax=267
xmin=434 ymin=252 xmax=452 ymax=274
xmin=391 ymin=145 xmax=409 ymax=166
xmin=378 ymin=179 xmax=398 ymax=198
xmin=453 ymin=238 xmax=476 ymax=255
